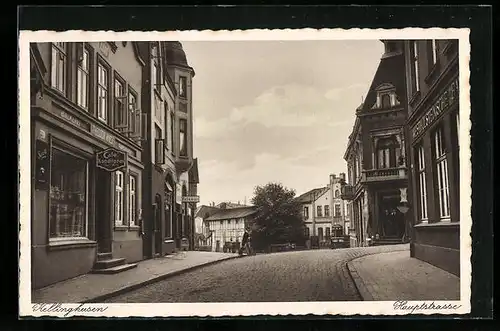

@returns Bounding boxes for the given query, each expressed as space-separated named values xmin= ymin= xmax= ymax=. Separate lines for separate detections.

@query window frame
xmin=115 ymin=170 xmax=125 ymax=227
xmin=48 ymin=141 xmax=90 ymax=241
xmin=113 ymin=73 xmax=128 ymax=131
xmin=76 ymin=44 xmax=90 ymax=110
xmin=334 ymin=204 xmax=341 ymax=217
xmin=179 ymin=118 xmax=188 ymax=157
xmin=411 ymin=41 xmax=420 ymax=93
xmin=431 ymin=39 xmax=438 ymax=65
xmin=324 ymin=205 xmax=330 ymax=217
xmin=50 ymin=42 xmax=68 ymax=94
xmin=416 ymin=144 xmax=428 ymax=222
xmin=97 ymin=59 xmax=111 ymax=124
xmin=316 ymin=205 xmax=322 ymax=217
xmin=128 ymin=173 xmax=138 ymax=227
xmin=303 ymin=206 xmax=309 ymax=220
xmin=433 ymin=126 xmax=451 ymax=221
xmin=179 ymin=76 xmax=188 ymax=98
xmin=127 ymin=87 xmax=140 ymax=139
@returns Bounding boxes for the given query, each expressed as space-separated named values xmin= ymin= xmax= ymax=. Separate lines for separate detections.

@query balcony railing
xmin=362 ymin=167 xmax=407 ymax=183
xmin=340 ymin=185 xmax=355 ymax=200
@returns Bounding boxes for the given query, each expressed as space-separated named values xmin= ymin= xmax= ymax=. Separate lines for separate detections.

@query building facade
xmin=403 ymin=39 xmax=460 ymax=276
xmin=204 ymin=205 xmax=257 ymax=252
xmin=30 ymin=41 xmax=146 ymax=288
xmin=138 ymin=41 xmax=199 ymax=258
xmin=296 ymin=173 xmax=348 ymax=248
xmin=341 ymin=40 xmax=410 ymax=248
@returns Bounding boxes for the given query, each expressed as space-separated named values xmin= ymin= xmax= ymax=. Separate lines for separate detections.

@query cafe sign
xmin=96 ymin=148 xmax=127 ymax=172
xmin=411 ymin=78 xmax=459 ymax=140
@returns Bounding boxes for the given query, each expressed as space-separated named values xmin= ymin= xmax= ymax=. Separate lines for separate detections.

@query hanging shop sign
xmin=181 ymin=195 xmax=200 ymax=203
xmin=96 ymin=148 xmax=127 ymax=172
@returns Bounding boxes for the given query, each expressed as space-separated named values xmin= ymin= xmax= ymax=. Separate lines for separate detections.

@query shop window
xmin=179 ymin=119 xmax=188 ymax=157
xmin=76 ymin=46 xmax=90 ymax=109
xmin=51 ymin=42 xmax=66 ymax=94
xmin=433 ymin=127 xmax=450 ymax=220
xmin=129 ymin=174 xmax=137 ymax=226
xmin=49 ymin=147 xmax=88 ymax=239
xmin=179 ymin=76 xmax=187 ymax=98
xmin=317 ymin=205 xmax=322 ymax=217
xmin=97 ymin=62 xmax=109 ymax=123
xmin=114 ymin=78 xmax=127 ymax=131
xmin=303 ymin=206 xmax=309 ymax=219
xmin=416 ymin=144 xmax=428 ymax=221
xmin=115 ymin=171 xmax=124 ymax=226
xmin=376 ymin=136 xmax=400 ymax=169
xmin=324 ymin=205 xmax=330 ymax=217
xmin=335 ymin=204 xmax=341 ymax=217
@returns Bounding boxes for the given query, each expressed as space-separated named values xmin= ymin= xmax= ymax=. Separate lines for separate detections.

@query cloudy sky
xmin=182 ymin=40 xmax=384 ymax=206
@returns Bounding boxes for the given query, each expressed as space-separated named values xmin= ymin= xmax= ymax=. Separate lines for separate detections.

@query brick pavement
xmin=32 ymin=251 xmax=238 ymax=303
xmin=347 ymin=250 xmax=460 ymax=301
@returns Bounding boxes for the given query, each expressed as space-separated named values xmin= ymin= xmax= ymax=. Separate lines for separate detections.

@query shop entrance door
xmin=95 ymin=169 xmax=112 ymax=253
xmin=379 ymin=192 xmax=405 ymax=238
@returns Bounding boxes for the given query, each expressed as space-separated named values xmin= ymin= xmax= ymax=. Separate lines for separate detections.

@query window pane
xmin=49 ymin=148 xmax=87 ymax=238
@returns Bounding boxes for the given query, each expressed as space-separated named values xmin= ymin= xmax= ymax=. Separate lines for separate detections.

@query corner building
xmin=30 ymin=42 xmax=145 ymax=288
xmin=403 ymin=39 xmax=460 ymax=276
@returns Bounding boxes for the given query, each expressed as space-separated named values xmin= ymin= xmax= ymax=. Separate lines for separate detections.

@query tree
xmin=250 ymin=182 xmax=306 ymax=250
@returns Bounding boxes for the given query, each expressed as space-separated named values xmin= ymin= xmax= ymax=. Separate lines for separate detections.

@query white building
xmin=296 ymin=173 xmax=349 ymax=247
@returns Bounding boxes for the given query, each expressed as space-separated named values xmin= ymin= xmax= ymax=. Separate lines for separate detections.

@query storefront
xmin=408 ymin=75 xmax=460 ymax=276
xmin=31 ymin=93 xmax=144 ymax=289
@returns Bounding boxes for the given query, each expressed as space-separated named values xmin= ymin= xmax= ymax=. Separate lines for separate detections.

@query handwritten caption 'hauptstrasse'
xmin=393 ymin=301 xmax=462 ymax=314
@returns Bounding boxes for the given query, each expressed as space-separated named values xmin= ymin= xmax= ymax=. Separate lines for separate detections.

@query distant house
xmin=296 ymin=173 xmax=349 ymax=247
xmin=193 ymin=205 xmax=220 ymax=248
xmin=204 ymin=206 xmax=257 ymax=252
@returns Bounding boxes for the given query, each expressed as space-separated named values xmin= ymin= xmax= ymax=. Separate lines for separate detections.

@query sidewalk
xmin=347 ymin=250 xmax=460 ymax=301
xmin=32 ymin=251 xmax=238 ymax=303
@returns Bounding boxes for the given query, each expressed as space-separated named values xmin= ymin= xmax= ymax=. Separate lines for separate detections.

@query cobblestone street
xmin=103 ymin=245 xmax=408 ymax=303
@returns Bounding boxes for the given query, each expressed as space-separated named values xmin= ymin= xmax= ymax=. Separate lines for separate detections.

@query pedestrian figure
xmin=239 ymin=227 xmax=253 ymax=255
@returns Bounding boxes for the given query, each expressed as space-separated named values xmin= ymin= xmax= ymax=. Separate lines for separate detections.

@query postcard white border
xmin=19 ymin=28 xmax=472 ymax=317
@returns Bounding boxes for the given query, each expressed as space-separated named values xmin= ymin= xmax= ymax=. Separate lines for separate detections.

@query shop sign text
xmin=96 ymin=148 xmax=127 ymax=172
xmin=91 ymin=124 xmax=116 ymax=146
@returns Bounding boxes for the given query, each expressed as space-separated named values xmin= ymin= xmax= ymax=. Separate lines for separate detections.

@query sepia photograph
xmin=19 ymin=28 xmax=471 ymax=317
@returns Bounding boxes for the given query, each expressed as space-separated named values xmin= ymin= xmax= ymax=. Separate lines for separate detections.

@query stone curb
xmin=345 ymin=247 xmax=409 ymax=301
xmin=83 ymin=255 xmax=240 ymax=303
xmin=346 ymin=259 xmax=374 ymax=301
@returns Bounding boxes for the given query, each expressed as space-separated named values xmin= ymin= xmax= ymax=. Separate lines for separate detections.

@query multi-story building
xmin=341 ymin=40 xmax=409 ymax=248
xmin=296 ymin=173 xmax=348 ymax=247
xmin=30 ymin=41 xmax=146 ymax=288
xmin=204 ymin=204 xmax=257 ymax=252
xmin=403 ymin=39 xmax=460 ymax=276
xmin=137 ymin=41 xmax=199 ymax=258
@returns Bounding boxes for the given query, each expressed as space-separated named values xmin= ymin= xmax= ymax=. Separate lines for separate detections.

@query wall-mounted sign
xmin=181 ymin=196 xmax=200 ymax=203
xmin=91 ymin=124 xmax=116 ymax=146
xmin=35 ymin=139 xmax=50 ymax=190
xmin=96 ymin=148 xmax=127 ymax=172
xmin=411 ymin=78 xmax=459 ymax=139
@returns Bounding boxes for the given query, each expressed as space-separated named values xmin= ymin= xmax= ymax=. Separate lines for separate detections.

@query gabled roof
xmin=205 ymin=206 xmax=258 ymax=221
xmin=295 ymin=187 xmax=329 ymax=204
xmin=195 ymin=205 xmax=220 ymax=219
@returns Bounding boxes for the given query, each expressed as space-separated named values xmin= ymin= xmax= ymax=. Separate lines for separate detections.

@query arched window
xmin=335 ymin=189 xmax=340 ymax=198
xmin=376 ymin=137 xmax=400 ymax=169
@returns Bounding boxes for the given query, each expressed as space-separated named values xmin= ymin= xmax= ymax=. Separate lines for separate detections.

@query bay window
xmin=76 ymin=47 xmax=89 ymax=109
xmin=434 ymin=127 xmax=450 ymax=220
xmin=97 ymin=63 xmax=109 ymax=123
xmin=51 ymin=42 xmax=66 ymax=93
xmin=416 ymin=144 xmax=428 ymax=221
xmin=115 ymin=171 xmax=124 ymax=226
xmin=49 ymin=147 xmax=88 ymax=239
xmin=179 ymin=76 xmax=187 ymax=98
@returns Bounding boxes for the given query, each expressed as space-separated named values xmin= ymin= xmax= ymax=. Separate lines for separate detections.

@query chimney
xmin=330 ymin=174 xmax=335 ymax=184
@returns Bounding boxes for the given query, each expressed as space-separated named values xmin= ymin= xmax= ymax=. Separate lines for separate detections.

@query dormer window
xmin=373 ymin=83 xmax=400 ymax=110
